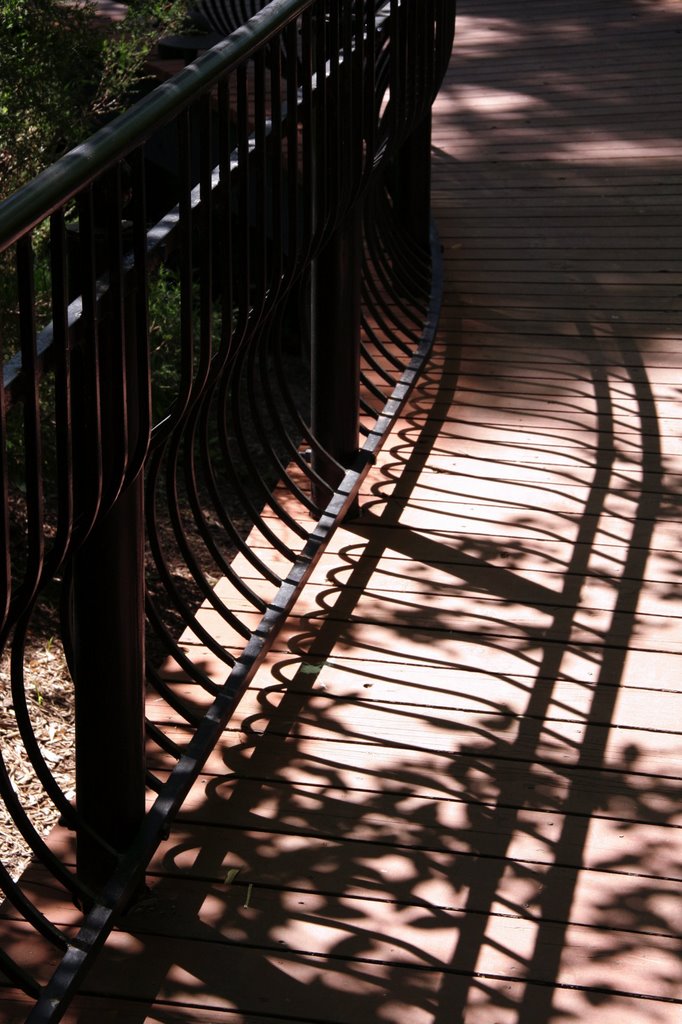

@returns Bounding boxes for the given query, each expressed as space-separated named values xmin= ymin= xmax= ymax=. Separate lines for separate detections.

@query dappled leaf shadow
xmin=53 ymin=0 xmax=682 ymax=1020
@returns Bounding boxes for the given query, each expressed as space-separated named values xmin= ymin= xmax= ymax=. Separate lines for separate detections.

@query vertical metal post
xmin=70 ymin=204 xmax=148 ymax=893
xmin=311 ymin=202 xmax=363 ymax=508
xmin=71 ymin=468 xmax=146 ymax=894
xmin=392 ymin=109 xmax=433 ymax=253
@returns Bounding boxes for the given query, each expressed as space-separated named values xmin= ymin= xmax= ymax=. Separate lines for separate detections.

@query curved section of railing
xmin=0 ymin=0 xmax=455 ymax=1017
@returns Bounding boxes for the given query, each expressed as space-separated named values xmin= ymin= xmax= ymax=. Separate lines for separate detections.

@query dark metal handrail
xmin=0 ymin=0 xmax=456 ymax=1018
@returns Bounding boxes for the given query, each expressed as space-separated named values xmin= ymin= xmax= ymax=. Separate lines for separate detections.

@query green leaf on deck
xmin=300 ymin=662 xmax=325 ymax=676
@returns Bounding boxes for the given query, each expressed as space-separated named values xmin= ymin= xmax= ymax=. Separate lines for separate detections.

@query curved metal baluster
xmin=149 ymin=440 xmax=245 ymax=666
xmin=253 ymin=319 xmax=320 ymax=515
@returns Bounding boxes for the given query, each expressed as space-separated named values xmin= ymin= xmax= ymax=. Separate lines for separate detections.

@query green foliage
xmin=0 ymin=0 xmax=187 ymax=201
xmin=147 ymin=265 xmax=226 ymax=424
xmin=148 ymin=264 xmax=184 ymax=419
xmin=0 ymin=0 xmax=188 ymax=365
xmin=93 ymin=0 xmax=187 ymax=120
xmin=0 ymin=0 xmax=99 ymax=190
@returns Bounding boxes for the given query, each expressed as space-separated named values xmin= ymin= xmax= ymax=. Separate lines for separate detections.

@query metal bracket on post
xmin=311 ymin=201 xmax=363 ymax=511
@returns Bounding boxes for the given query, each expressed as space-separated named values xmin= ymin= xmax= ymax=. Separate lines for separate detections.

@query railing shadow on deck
xmin=118 ymin=0 xmax=680 ymax=1017
xmin=0 ymin=0 xmax=456 ymax=1018
xmin=44 ymin=287 xmax=677 ymax=1022
xmin=78 ymin=0 xmax=681 ymax=1013
xmin=164 ymin=340 xmax=673 ymax=1020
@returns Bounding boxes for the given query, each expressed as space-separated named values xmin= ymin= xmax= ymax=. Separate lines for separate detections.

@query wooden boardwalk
xmin=4 ymin=0 xmax=682 ymax=1019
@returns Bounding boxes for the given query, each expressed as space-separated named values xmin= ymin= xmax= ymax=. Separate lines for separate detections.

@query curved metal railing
xmin=0 ymin=0 xmax=455 ymax=1017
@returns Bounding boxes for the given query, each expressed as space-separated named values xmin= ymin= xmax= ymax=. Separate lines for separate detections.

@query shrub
xmin=0 ymin=0 xmax=186 ymax=201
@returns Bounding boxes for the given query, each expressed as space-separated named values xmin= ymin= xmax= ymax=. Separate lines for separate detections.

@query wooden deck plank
xmin=3 ymin=896 xmax=679 ymax=1023
xmin=14 ymin=865 xmax=680 ymax=989
xmin=144 ymin=725 xmax=680 ymax=824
